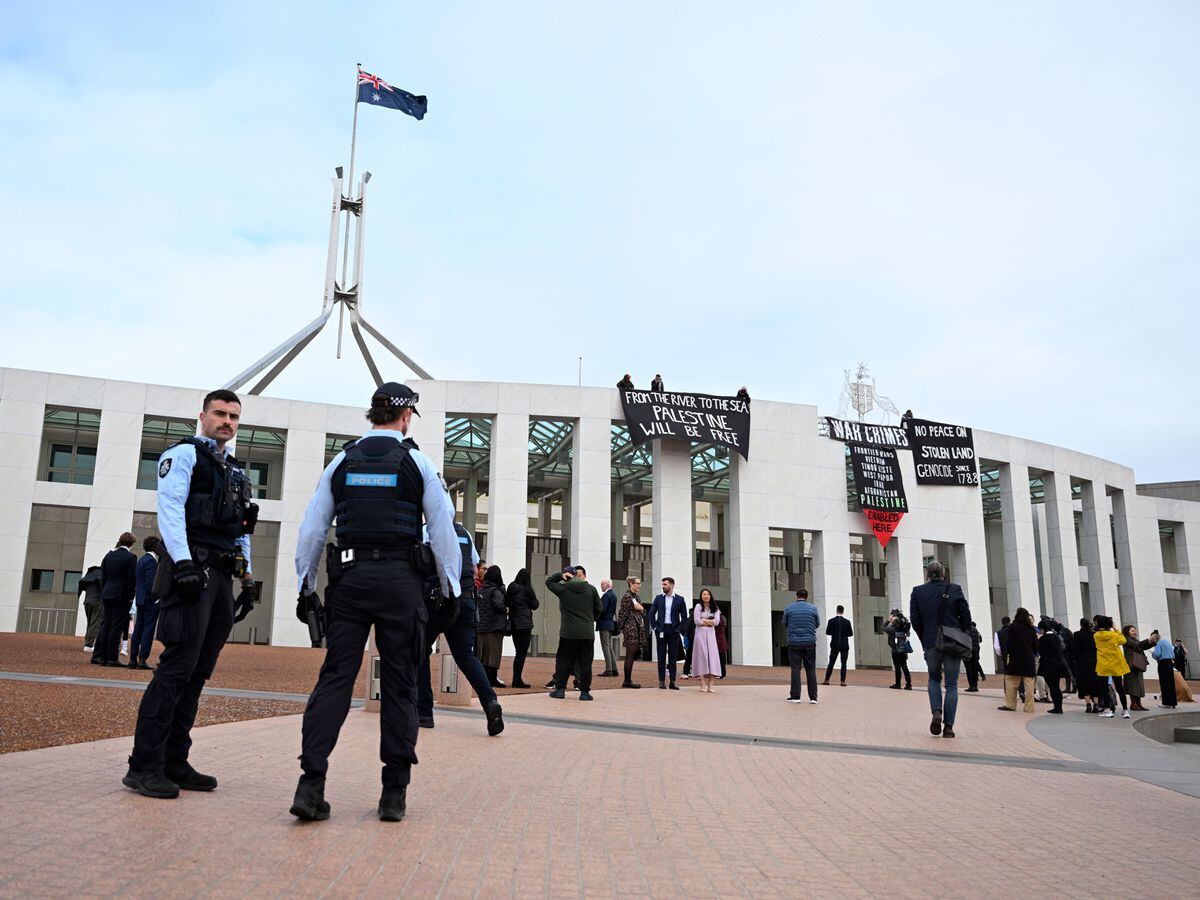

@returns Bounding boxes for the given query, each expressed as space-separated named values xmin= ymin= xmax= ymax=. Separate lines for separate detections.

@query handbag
xmin=933 ymin=589 xmax=973 ymax=660
xmin=1129 ymin=652 xmax=1148 ymax=673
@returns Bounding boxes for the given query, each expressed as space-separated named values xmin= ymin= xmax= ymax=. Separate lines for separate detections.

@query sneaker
xmin=548 ymin=688 xmax=565 ymax=699
xmin=1099 ymin=710 xmax=1114 ymax=718
xmin=290 ymin=779 xmax=330 ymax=821
xmin=1121 ymin=710 xmax=1131 ymax=719
xmin=544 ymin=680 xmax=556 ymax=689
xmin=579 ymin=691 xmax=594 ymax=701
xmin=122 ymin=768 xmax=180 ymax=799
xmin=164 ymin=760 xmax=217 ymax=792
xmin=930 ymin=711 xmax=943 ymax=736
xmin=785 ymin=697 xmax=803 ymax=703
xmin=485 ymin=701 xmax=504 ymax=736
xmin=808 ymin=698 xmax=818 ymax=705
xmin=943 ymin=726 xmax=956 ymax=739
xmin=378 ymin=786 xmax=406 ymax=822
xmin=83 ymin=645 xmax=94 ymax=652
xmin=1085 ymin=702 xmax=1094 ymax=714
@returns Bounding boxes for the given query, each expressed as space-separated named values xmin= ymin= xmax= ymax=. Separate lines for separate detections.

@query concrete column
xmin=652 ymin=439 xmax=694 ymax=607
xmin=1109 ymin=489 xmax=1138 ymax=626
xmin=1043 ymin=471 xmax=1083 ymax=624
xmin=884 ymin=534 xmax=931 ymax=672
xmin=537 ymin=497 xmax=552 ymax=534
xmin=783 ymin=530 xmax=803 ymax=574
xmin=998 ymin=462 xmax=1041 ymax=615
xmin=569 ymin=414 xmax=610 ymax=584
xmin=560 ymin=487 xmax=571 ymax=548
xmin=1079 ymin=480 xmax=1118 ymax=618
xmin=0 ymin=370 xmax=48 ymax=632
xmin=272 ymin=428 xmax=326 ymax=647
xmin=729 ymin=453 xmax=771 ymax=664
xmin=463 ymin=469 xmax=478 ymax=542
xmin=485 ymin=411 xmax=528 ymax=585
xmin=630 ymin=504 xmax=642 ymax=546
xmin=716 ymin=502 xmax=729 ymax=559
xmin=811 ymin=530 xmax=852 ymax=669
xmin=1031 ymin=502 xmax=1052 ymax=613
xmin=611 ymin=486 xmax=624 ymax=560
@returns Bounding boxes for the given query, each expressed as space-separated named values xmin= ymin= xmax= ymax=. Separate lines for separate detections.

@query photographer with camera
xmin=884 ymin=609 xmax=913 ymax=690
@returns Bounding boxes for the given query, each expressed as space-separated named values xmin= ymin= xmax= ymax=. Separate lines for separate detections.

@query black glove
xmin=296 ymin=589 xmax=316 ymax=623
xmin=233 ymin=582 xmax=258 ymax=623
xmin=174 ymin=560 xmax=205 ymax=600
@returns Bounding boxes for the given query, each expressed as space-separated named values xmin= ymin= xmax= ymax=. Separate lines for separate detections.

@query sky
xmin=1 ymin=2 xmax=1197 ymax=481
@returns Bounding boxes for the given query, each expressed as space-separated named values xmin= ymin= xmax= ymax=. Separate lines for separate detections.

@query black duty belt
xmin=336 ymin=546 xmax=413 ymax=562
xmin=193 ymin=546 xmax=239 ymax=573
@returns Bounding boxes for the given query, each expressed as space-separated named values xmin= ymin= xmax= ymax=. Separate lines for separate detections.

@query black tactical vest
xmin=179 ymin=437 xmax=253 ymax=552
xmin=331 ymin=436 xmax=423 ymax=549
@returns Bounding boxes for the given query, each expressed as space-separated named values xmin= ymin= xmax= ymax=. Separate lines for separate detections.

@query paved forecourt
xmin=1 ymin=684 xmax=1199 ymax=899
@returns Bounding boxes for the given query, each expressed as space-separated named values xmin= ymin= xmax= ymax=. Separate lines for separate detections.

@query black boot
xmin=164 ymin=760 xmax=217 ymax=792
xmin=290 ymin=778 xmax=330 ymax=821
xmin=122 ymin=767 xmax=180 ymax=799
xmin=378 ymin=786 xmax=407 ymax=822
xmin=485 ymin=701 xmax=505 ymax=736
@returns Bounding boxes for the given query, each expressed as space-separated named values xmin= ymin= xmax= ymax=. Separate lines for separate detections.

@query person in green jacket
xmin=546 ymin=566 xmax=603 ymax=700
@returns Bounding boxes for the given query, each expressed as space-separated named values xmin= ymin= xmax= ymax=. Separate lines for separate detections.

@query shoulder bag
xmin=933 ymin=589 xmax=973 ymax=660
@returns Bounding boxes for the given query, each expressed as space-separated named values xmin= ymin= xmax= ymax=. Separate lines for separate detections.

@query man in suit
xmin=910 ymin=560 xmax=972 ymax=739
xmin=823 ymin=604 xmax=853 ymax=686
xmin=596 ymin=579 xmax=619 ymax=677
xmin=91 ymin=532 xmax=138 ymax=667
xmin=128 ymin=535 xmax=161 ymax=669
xmin=651 ymin=576 xmax=687 ymax=690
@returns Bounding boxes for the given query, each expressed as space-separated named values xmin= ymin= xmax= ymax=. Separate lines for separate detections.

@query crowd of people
xmin=81 ymin=532 xmax=164 ymax=670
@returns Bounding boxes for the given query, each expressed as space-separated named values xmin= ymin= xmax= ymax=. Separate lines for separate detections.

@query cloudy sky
xmin=2 ymin=2 xmax=1197 ymax=480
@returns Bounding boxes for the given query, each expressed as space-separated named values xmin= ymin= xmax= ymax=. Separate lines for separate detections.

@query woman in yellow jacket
xmin=1093 ymin=615 xmax=1130 ymax=718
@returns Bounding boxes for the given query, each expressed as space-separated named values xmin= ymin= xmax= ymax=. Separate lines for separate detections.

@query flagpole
xmin=337 ymin=62 xmax=363 ymax=359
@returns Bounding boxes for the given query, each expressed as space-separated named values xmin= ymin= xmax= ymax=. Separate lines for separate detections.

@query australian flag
xmin=357 ymin=69 xmax=427 ymax=120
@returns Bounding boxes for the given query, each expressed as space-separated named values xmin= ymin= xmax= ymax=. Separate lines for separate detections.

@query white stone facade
xmin=2 ymin=367 xmax=1197 ymax=673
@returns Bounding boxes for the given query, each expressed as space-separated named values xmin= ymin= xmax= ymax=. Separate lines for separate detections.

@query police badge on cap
xmin=371 ymin=382 xmax=421 ymax=417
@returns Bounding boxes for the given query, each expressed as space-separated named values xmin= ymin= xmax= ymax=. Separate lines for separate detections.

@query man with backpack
xmin=910 ymin=560 xmax=972 ymax=739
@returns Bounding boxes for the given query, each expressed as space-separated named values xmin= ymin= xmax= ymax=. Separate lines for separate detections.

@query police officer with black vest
xmin=292 ymin=382 xmax=460 ymax=823
xmin=124 ymin=388 xmax=259 ymax=799
xmin=416 ymin=521 xmax=504 ymax=735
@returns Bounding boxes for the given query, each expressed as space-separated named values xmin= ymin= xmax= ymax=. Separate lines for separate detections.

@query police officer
xmin=124 ymin=389 xmax=258 ymax=799
xmin=416 ymin=521 xmax=504 ymax=735
xmin=291 ymin=382 xmax=459 ymax=823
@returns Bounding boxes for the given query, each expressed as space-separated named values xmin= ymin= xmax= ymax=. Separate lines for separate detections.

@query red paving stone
xmin=1 ymin=684 xmax=1199 ymax=898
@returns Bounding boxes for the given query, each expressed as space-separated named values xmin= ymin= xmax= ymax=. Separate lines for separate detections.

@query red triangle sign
xmin=865 ymin=509 xmax=904 ymax=547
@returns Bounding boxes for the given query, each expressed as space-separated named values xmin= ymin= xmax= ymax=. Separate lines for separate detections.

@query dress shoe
xmin=889 ymin=684 xmax=901 ymax=690
xmin=378 ymin=786 xmax=406 ymax=822
xmin=90 ymin=658 xmax=103 ymax=665
xmin=904 ymin=684 xmax=912 ymax=690
xmin=579 ymin=691 xmax=594 ymax=701
xmin=622 ymin=682 xmax=641 ymax=689
xmin=104 ymin=661 xmax=124 ymax=667
xmin=164 ymin=760 xmax=217 ymax=792
xmin=943 ymin=726 xmax=956 ymax=738
xmin=659 ymin=680 xmax=666 ymax=689
xmin=1047 ymin=708 xmax=1063 ymax=714
xmin=485 ymin=701 xmax=505 ymax=736
xmin=822 ymin=680 xmax=830 ymax=686
xmin=996 ymin=705 xmax=1015 ymax=711
xmin=511 ymin=680 xmax=532 ymax=689
xmin=127 ymin=660 xmax=141 ymax=669
xmin=930 ymin=711 xmax=943 ymax=735
xmin=964 ymin=687 xmax=979 ymax=693
xmin=123 ymin=767 xmax=180 ymax=799
xmin=668 ymin=681 xmax=679 ymax=691
xmin=418 ymin=717 xmax=435 ymax=729
xmin=137 ymin=660 xmax=153 ymax=670
xmin=548 ymin=688 xmax=565 ymax=699
xmin=289 ymin=779 xmax=330 ymax=821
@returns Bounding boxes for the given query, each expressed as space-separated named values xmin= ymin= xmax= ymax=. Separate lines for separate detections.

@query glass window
xmin=40 ymin=408 xmax=101 ymax=485
xmin=248 ymin=461 xmax=270 ymax=500
xmin=30 ymin=569 xmax=54 ymax=591
xmin=138 ymin=417 xmax=198 ymax=491
xmin=63 ymin=571 xmax=82 ymax=594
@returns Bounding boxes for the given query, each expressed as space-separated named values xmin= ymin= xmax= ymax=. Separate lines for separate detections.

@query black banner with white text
xmin=906 ymin=418 xmax=979 ymax=486
xmin=848 ymin=443 xmax=908 ymax=546
xmin=620 ymin=390 xmax=751 ymax=459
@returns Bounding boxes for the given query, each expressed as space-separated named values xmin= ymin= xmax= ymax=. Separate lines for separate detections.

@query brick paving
xmin=2 ymin=681 xmax=1199 ymax=898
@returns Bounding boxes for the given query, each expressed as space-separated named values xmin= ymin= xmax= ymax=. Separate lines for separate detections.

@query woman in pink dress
xmin=691 ymin=589 xmax=722 ymax=692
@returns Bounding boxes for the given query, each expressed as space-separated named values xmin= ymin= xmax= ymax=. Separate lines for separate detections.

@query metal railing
xmin=19 ymin=606 xmax=76 ymax=635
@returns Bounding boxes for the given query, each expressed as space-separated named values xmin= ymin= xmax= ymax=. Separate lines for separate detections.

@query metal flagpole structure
xmin=223 ymin=63 xmax=433 ymax=395
xmin=336 ymin=64 xmax=364 ymax=360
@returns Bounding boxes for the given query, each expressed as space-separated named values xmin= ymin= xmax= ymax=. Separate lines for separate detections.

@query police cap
xmin=371 ymin=382 xmax=421 ymax=417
